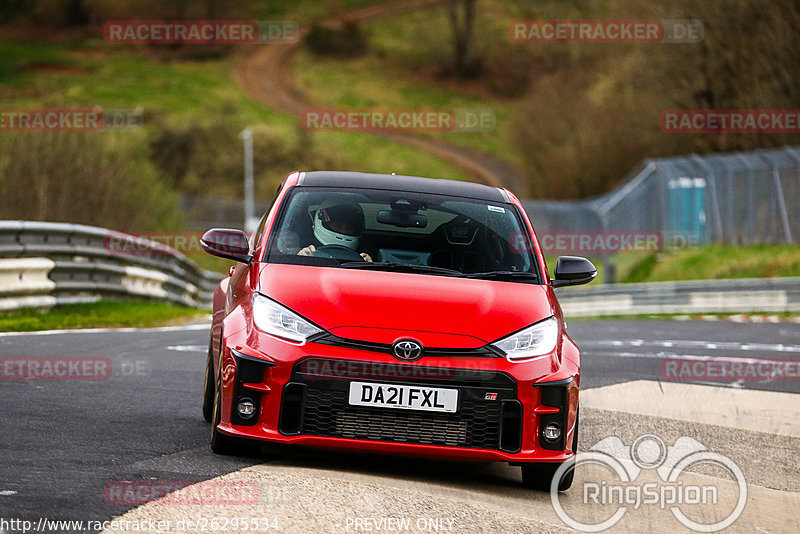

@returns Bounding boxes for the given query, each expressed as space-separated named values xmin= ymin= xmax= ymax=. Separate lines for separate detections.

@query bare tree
xmin=447 ymin=0 xmax=477 ymax=77
xmin=510 ymin=0 xmax=800 ymax=198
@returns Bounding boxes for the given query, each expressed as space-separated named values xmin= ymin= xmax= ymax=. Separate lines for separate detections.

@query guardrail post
xmin=690 ymin=154 xmax=723 ymax=244
xmin=757 ymin=150 xmax=793 ymax=243
xmin=784 ymin=147 xmax=800 ymax=243
xmin=717 ymin=155 xmax=739 ymax=244
xmin=733 ymin=153 xmax=759 ymax=244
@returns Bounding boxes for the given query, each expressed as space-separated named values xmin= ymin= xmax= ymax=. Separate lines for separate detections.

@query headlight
xmin=252 ymin=294 xmax=323 ymax=343
xmin=491 ymin=316 xmax=559 ymax=362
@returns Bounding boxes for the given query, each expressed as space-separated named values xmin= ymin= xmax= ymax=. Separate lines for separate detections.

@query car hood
xmin=258 ymin=264 xmax=555 ymax=348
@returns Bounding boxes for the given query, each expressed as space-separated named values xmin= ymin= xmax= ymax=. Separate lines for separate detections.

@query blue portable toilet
xmin=667 ymin=177 xmax=707 ymax=246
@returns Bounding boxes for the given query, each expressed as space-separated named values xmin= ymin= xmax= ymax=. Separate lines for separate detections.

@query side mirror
xmin=552 ymin=256 xmax=596 ymax=288
xmin=200 ymin=228 xmax=253 ymax=264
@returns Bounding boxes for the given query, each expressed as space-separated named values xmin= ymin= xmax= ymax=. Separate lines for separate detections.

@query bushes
xmin=149 ymin=120 xmax=343 ymax=200
xmin=0 ymin=120 xmax=343 ymax=233
xmin=149 ymin=118 xmax=244 ymax=197
xmin=0 ymin=131 xmax=181 ymax=231
xmin=511 ymin=0 xmax=800 ymax=199
xmin=304 ymin=21 xmax=368 ymax=57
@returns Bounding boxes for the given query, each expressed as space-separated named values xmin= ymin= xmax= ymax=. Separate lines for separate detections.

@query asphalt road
xmin=0 ymin=325 xmax=254 ymax=529
xmin=0 ymin=319 xmax=797 ymax=531
xmin=571 ymin=319 xmax=800 ymax=393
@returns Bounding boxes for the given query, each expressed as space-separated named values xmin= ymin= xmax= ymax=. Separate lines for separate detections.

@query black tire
xmin=521 ymin=461 xmax=574 ymax=492
xmin=201 ymin=330 xmax=215 ymax=423
xmin=209 ymin=337 xmax=261 ymax=456
xmin=210 ymin=372 xmax=242 ymax=455
xmin=572 ymin=405 xmax=579 ymax=454
xmin=521 ymin=407 xmax=579 ymax=492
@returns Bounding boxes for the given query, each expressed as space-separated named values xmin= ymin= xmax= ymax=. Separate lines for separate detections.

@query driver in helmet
xmin=298 ymin=199 xmax=373 ymax=262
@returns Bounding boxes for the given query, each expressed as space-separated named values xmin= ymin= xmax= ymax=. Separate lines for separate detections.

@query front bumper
xmin=216 ymin=331 xmax=579 ymax=463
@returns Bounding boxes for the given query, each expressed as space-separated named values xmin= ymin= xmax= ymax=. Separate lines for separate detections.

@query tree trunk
xmin=447 ymin=0 xmax=476 ymax=78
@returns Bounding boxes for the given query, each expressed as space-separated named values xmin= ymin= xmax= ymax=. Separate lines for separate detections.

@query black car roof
xmin=296 ymin=171 xmax=509 ymax=202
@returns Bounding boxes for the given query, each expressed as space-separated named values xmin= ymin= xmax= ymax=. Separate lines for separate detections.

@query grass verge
xmin=547 ymin=244 xmax=800 ymax=285
xmin=624 ymin=244 xmax=800 ymax=282
xmin=567 ymin=312 xmax=800 ymax=322
xmin=0 ymin=300 xmax=209 ymax=332
xmin=0 ymin=37 xmax=468 ymax=195
xmin=292 ymin=4 xmax=522 ymax=169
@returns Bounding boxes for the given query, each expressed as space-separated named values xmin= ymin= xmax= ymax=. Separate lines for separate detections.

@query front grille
xmin=279 ymin=358 xmax=522 ymax=452
xmin=304 ymin=388 xmax=500 ymax=448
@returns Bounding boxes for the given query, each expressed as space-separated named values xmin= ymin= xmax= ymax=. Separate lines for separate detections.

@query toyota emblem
xmin=392 ymin=340 xmax=423 ymax=362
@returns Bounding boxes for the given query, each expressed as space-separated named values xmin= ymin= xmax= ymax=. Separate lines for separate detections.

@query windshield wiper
xmin=339 ymin=262 xmax=462 ymax=276
xmin=465 ymin=270 xmax=539 ymax=281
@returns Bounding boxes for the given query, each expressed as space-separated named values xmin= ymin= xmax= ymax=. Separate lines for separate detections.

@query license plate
xmin=348 ymin=382 xmax=459 ymax=413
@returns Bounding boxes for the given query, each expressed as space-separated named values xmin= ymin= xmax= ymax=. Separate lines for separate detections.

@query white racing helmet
xmin=312 ymin=198 xmax=365 ymax=250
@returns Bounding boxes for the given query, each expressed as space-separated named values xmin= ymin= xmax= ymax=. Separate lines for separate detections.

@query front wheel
xmin=210 ymin=372 xmax=248 ymax=455
xmin=201 ymin=330 xmax=215 ymax=422
xmin=522 ymin=407 xmax=579 ymax=491
xmin=521 ymin=460 xmax=575 ymax=492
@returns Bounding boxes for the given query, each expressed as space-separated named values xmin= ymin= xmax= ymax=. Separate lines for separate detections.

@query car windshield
xmin=265 ymin=187 xmax=539 ymax=281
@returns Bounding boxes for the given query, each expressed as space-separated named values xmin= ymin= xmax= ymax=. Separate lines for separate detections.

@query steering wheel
xmin=311 ymin=244 xmax=365 ymax=261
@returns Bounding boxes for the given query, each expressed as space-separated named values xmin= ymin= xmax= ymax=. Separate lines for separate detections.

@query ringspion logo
xmin=552 ymin=434 xmax=746 ymax=532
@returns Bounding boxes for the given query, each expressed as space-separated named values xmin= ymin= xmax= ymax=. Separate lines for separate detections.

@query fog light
xmin=237 ymin=398 xmax=256 ymax=418
xmin=543 ymin=423 xmax=561 ymax=442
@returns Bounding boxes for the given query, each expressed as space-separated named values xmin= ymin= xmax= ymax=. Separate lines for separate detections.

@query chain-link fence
xmin=522 ymin=145 xmax=800 ymax=247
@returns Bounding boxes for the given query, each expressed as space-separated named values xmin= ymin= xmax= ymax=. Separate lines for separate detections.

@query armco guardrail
xmin=3 ymin=220 xmax=794 ymax=316
xmin=0 ymin=221 xmax=222 ymax=311
xmin=556 ymin=277 xmax=800 ymax=317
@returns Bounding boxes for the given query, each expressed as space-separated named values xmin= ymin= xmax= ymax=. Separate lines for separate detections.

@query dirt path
xmin=232 ymin=0 xmax=526 ymax=191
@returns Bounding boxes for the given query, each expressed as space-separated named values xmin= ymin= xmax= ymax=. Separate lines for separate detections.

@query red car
xmin=200 ymin=171 xmax=596 ymax=491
